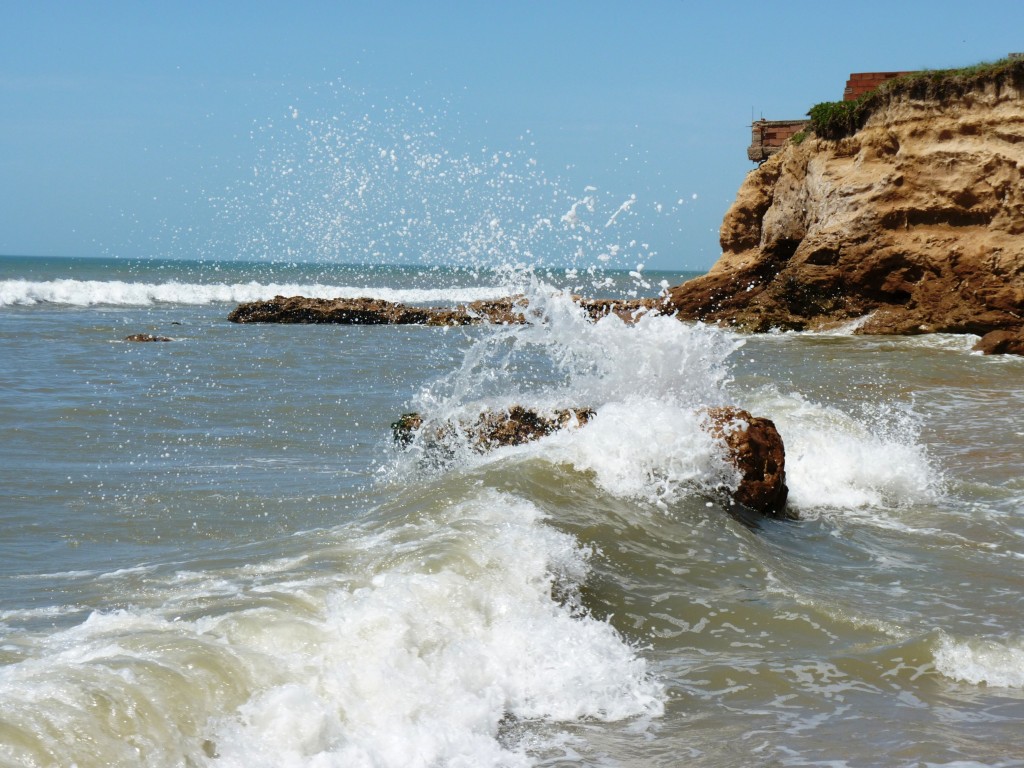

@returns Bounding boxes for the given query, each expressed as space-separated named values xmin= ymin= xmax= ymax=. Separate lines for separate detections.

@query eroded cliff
xmin=667 ymin=63 xmax=1024 ymax=345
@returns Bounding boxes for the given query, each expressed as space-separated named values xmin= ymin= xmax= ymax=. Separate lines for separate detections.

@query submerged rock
xmin=393 ymin=404 xmax=790 ymax=518
xmin=123 ymin=333 xmax=173 ymax=342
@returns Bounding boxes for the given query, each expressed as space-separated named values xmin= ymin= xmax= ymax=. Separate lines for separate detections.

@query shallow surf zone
xmin=0 ymin=486 xmax=664 ymax=767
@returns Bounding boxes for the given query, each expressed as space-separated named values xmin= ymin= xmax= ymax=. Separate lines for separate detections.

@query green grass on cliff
xmin=808 ymin=56 xmax=1024 ymax=140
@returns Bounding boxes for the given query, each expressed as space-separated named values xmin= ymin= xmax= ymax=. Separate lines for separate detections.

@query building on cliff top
xmin=748 ymin=70 xmax=914 ymax=163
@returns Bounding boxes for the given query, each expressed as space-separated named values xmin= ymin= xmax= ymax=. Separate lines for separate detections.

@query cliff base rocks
xmin=974 ymin=329 xmax=1024 ymax=355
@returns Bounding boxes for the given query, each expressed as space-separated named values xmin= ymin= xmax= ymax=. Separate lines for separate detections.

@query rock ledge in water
xmin=393 ymin=404 xmax=790 ymax=518
xmin=227 ymin=295 xmax=529 ymax=325
xmin=392 ymin=406 xmax=595 ymax=451
xmin=228 ymin=294 xmax=661 ymax=326
xmin=973 ymin=328 xmax=1024 ymax=356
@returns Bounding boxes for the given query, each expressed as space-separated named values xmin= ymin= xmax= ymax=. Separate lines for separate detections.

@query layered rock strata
xmin=666 ymin=66 xmax=1024 ymax=349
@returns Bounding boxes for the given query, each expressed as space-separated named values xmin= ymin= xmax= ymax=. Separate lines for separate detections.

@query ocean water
xmin=1 ymin=255 xmax=1023 ymax=767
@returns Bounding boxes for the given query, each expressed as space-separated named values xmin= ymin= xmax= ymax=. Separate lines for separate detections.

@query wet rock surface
xmin=391 ymin=407 xmax=595 ymax=451
xmin=123 ymin=334 xmax=173 ymax=342
xmin=973 ymin=328 xmax=1024 ymax=356
xmin=228 ymin=294 xmax=659 ymax=326
xmin=702 ymin=406 xmax=790 ymax=519
xmin=228 ymin=295 xmax=529 ymax=325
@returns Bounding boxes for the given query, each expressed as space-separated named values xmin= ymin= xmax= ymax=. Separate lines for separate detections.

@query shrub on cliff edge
xmin=807 ymin=100 xmax=867 ymax=140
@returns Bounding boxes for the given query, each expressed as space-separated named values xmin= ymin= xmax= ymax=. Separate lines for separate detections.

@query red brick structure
xmin=749 ymin=71 xmax=912 ymax=163
xmin=842 ymin=71 xmax=914 ymax=101
xmin=747 ymin=119 xmax=809 ymax=163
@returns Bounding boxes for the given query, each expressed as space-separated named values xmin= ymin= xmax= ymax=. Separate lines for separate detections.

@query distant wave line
xmin=0 ymin=279 xmax=509 ymax=308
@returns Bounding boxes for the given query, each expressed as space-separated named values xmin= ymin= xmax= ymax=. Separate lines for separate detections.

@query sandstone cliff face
xmin=668 ymin=73 xmax=1024 ymax=341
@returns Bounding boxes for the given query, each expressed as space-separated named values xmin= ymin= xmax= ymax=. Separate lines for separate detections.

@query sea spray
xmin=194 ymin=85 xmax=690 ymax=288
xmin=747 ymin=392 xmax=939 ymax=515
xmin=401 ymin=280 xmax=745 ymax=508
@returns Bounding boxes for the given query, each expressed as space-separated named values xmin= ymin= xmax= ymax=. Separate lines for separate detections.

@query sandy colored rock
xmin=666 ymin=68 xmax=1024 ymax=346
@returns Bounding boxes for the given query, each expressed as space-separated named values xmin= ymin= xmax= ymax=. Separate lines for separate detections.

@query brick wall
xmin=843 ymin=71 xmax=914 ymax=101
xmin=748 ymin=119 xmax=810 ymax=162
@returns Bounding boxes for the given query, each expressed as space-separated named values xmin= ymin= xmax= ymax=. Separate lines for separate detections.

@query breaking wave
xmin=0 ymin=278 xmax=507 ymax=308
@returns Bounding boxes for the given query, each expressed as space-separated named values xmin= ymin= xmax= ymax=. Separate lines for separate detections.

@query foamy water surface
xmin=2 ymin=258 xmax=1023 ymax=767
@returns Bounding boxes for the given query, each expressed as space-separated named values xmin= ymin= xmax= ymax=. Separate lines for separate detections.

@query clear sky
xmin=2 ymin=1 xmax=1022 ymax=272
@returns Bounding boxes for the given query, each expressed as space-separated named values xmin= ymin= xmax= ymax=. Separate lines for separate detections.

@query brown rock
xmin=227 ymin=293 xmax=672 ymax=327
xmin=702 ymin=407 xmax=790 ymax=519
xmin=665 ymin=73 xmax=1024 ymax=339
xmin=227 ymin=295 xmax=529 ymax=325
xmin=391 ymin=406 xmax=594 ymax=451
xmin=472 ymin=406 xmax=595 ymax=449
xmin=973 ymin=328 xmax=1024 ymax=356
xmin=123 ymin=334 xmax=173 ymax=342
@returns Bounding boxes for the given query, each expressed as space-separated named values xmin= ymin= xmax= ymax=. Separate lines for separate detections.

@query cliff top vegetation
xmin=807 ymin=56 xmax=1024 ymax=140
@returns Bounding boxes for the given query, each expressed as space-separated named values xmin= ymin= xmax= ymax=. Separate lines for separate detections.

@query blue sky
xmin=2 ymin=1 xmax=1022 ymax=272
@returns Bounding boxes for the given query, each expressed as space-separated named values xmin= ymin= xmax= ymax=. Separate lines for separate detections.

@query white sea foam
xmin=0 ymin=279 xmax=506 ymax=308
xmin=749 ymin=393 xmax=939 ymax=513
xmin=934 ymin=634 xmax=1024 ymax=688
xmin=408 ymin=280 xmax=945 ymax=518
xmin=542 ymin=400 xmax=732 ymax=508
xmin=0 ymin=492 xmax=662 ymax=767
xmin=409 ymin=285 xmax=744 ymax=507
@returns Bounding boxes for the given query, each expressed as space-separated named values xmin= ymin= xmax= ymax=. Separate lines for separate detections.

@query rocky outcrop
xmin=393 ymin=405 xmax=790 ymax=518
xmin=228 ymin=294 xmax=656 ymax=326
xmin=666 ymin=64 xmax=1024 ymax=347
xmin=227 ymin=295 xmax=529 ymax=325
xmin=702 ymin=407 xmax=790 ymax=518
xmin=973 ymin=328 xmax=1024 ymax=355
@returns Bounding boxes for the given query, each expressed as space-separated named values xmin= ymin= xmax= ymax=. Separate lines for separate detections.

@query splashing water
xmin=201 ymin=85 xmax=688 ymax=290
